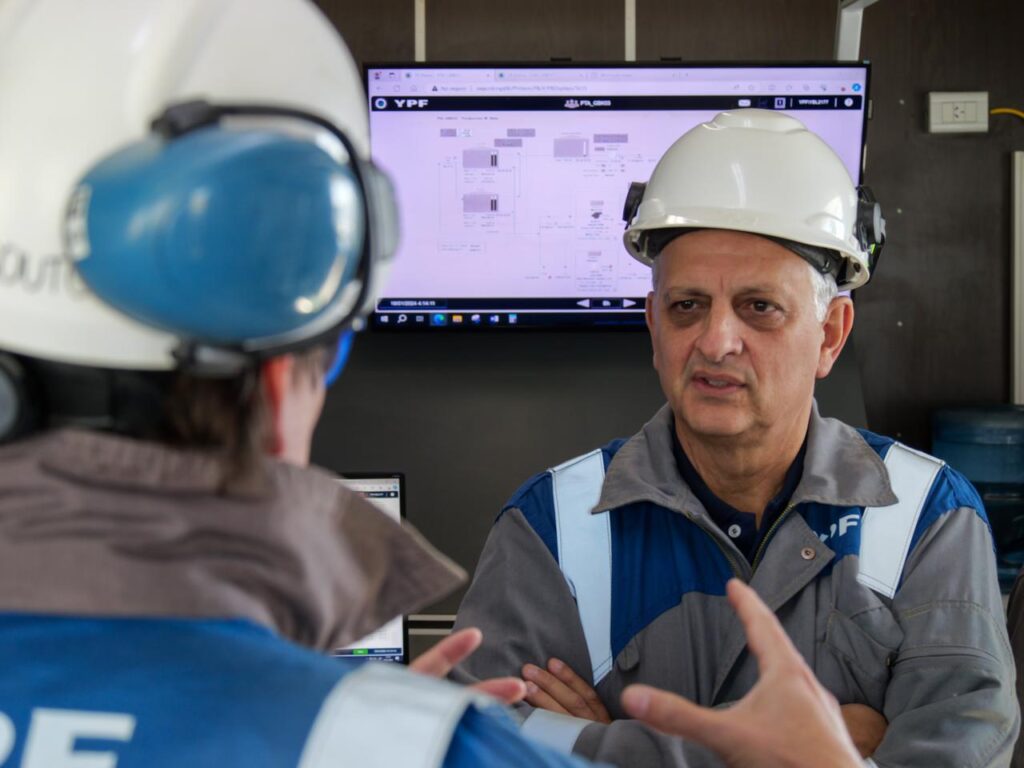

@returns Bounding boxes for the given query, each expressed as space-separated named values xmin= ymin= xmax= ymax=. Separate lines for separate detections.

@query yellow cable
xmin=991 ymin=107 xmax=1024 ymax=121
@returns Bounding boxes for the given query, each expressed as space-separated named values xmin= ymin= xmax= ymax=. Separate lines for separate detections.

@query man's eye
xmin=749 ymin=300 xmax=775 ymax=313
xmin=672 ymin=299 xmax=698 ymax=311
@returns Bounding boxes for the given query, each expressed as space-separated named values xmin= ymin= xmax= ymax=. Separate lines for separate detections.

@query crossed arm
xmin=521 ymin=646 xmax=885 ymax=758
xmin=416 ymin=580 xmax=866 ymax=768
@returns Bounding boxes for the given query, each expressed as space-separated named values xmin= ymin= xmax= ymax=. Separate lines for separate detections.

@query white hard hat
xmin=622 ymin=109 xmax=884 ymax=290
xmin=0 ymin=0 xmax=395 ymax=372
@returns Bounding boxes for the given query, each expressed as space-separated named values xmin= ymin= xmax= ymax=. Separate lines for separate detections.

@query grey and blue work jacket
xmin=0 ymin=429 xmax=598 ymax=768
xmin=453 ymin=403 xmax=1020 ymax=768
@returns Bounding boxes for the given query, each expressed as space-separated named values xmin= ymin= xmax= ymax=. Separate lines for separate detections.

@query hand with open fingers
xmin=621 ymin=579 xmax=863 ymax=768
xmin=411 ymin=627 xmax=527 ymax=705
xmin=521 ymin=657 xmax=612 ymax=723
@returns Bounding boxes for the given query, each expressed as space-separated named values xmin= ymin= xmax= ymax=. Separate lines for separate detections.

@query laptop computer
xmin=332 ymin=472 xmax=409 ymax=664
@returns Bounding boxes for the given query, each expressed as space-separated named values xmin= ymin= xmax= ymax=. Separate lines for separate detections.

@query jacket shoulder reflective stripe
xmin=549 ymin=449 xmax=613 ymax=684
xmin=297 ymin=662 xmax=490 ymax=768
xmin=857 ymin=442 xmax=945 ymax=599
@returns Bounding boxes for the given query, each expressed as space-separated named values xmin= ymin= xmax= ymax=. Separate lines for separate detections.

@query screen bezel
xmin=364 ymin=61 xmax=872 ymax=332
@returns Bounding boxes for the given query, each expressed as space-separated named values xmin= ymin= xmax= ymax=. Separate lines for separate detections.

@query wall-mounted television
xmin=365 ymin=62 xmax=871 ymax=331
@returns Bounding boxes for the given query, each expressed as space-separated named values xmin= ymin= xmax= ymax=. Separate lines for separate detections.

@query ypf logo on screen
xmin=373 ymin=98 xmax=429 ymax=110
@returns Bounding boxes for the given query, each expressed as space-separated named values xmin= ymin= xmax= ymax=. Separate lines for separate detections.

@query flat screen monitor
xmin=365 ymin=62 xmax=871 ymax=330
xmin=332 ymin=473 xmax=408 ymax=664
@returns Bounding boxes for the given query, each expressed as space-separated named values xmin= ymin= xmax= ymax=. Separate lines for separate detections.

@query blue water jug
xmin=932 ymin=406 xmax=1024 ymax=592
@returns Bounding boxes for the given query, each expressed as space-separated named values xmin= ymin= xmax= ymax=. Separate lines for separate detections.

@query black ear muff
xmin=0 ymin=354 xmax=39 ymax=444
xmin=623 ymin=182 xmax=647 ymax=228
xmin=855 ymin=185 xmax=885 ymax=276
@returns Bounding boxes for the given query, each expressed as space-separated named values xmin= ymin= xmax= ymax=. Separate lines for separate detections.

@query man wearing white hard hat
xmin=453 ymin=110 xmax=1018 ymax=767
xmin=0 ymin=1 xmax=607 ymax=765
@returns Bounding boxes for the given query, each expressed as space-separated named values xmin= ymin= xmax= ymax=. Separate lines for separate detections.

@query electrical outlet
xmin=929 ymin=91 xmax=989 ymax=133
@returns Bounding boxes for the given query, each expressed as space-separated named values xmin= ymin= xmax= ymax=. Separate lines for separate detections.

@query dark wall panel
xmin=637 ymin=0 xmax=835 ymax=61
xmin=427 ymin=0 xmax=622 ymax=61
xmin=857 ymin=0 xmax=1024 ymax=446
xmin=314 ymin=0 xmax=414 ymax=66
xmin=314 ymin=331 xmax=664 ymax=613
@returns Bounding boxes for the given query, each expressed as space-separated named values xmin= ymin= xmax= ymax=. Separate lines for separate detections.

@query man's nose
xmin=694 ymin=305 xmax=744 ymax=363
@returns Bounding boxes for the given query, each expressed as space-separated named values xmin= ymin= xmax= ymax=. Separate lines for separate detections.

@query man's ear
xmin=646 ymin=291 xmax=659 ymax=369
xmin=816 ymin=297 xmax=854 ymax=379
xmin=261 ymin=355 xmax=295 ymax=456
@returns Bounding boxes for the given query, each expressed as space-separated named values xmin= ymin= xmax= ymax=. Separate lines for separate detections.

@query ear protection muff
xmin=0 ymin=353 xmax=40 ymax=444
xmin=854 ymin=185 xmax=885 ymax=278
xmin=622 ymin=181 xmax=647 ymax=230
xmin=65 ymin=100 xmax=399 ymax=378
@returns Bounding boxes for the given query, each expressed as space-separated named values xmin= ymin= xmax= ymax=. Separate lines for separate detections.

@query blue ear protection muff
xmin=65 ymin=100 xmax=398 ymax=378
xmin=2 ymin=101 xmax=394 ymax=442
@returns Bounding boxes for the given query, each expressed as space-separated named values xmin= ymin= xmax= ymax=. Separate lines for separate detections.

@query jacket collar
xmin=0 ymin=428 xmax=465 ymax=651
xmin=596 ymin=402 xmax=897 ymax=515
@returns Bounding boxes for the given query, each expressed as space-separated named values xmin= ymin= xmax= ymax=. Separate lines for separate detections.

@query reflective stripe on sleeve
xmin=521 ymin=709 xmax=591 ymax=754
xmin=550 ymin=449 xmax=614 ymax=684
xmin=297 ymin=663 xmax=489 ymax=768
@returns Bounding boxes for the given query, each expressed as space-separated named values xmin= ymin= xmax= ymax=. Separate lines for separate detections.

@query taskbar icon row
xmin=371 ymin=309 xmax=648 ymax=330
xmin=376 ymin=311 xmax=519 ymax=327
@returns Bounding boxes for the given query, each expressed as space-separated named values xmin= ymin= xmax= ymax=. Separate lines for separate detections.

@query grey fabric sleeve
xmin=871 ymin=506 xmax=1020 ymax=768
xmin=452 ymin=508 xmax=594 ymax=688
xmin=452 ymin=508 xmax=719 ymax=768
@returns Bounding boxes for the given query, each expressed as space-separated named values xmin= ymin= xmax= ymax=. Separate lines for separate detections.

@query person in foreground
xmin=453 ymin=109 xmax=1019 ymax=767
xmin=0 ymin=1 xmax=597 ymax=765
xmin=624 ymin=579 xmax=864 ymax=768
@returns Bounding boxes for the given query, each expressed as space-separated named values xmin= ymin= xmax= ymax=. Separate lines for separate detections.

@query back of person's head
xmin=0 ymin=0 xmax=398 ymax=475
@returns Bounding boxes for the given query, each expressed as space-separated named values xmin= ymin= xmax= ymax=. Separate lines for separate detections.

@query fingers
xmin=410 ymin=627 xmax=482 ymax=678
xmin=523 ymin=674 xmax=571 ymax=716
xmin=726 ymin=579 xmax=798 ymax=675
xmin=522 ymin=662 xmax=607 ymax=722
xmin=409 ymin=628 xmax=526 ymax=706
xmin=546 ymin=658 xmax=612 ymax=723
xmin=621 ymin=685 xmax=721 ymax=746
xmin=472 ymin=677 xmax=529 ymax=705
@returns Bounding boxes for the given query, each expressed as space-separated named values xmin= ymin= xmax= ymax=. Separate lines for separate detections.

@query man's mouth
xmin=692 ymin=373 xmax=745 ymax=391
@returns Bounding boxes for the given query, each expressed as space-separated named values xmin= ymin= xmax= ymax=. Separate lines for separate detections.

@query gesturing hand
xmin=411 ymin=627 xmax=528 ymax=705
xmin=621 ymin=579 xmax=863 ymax=768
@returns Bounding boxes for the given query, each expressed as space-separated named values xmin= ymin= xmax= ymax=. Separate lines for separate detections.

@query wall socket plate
xmin=928 ymin=91 xmax=989 ymax=133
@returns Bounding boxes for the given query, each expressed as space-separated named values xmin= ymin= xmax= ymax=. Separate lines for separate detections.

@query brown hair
xmin=160 ymin=345 xmax=331 ymax=482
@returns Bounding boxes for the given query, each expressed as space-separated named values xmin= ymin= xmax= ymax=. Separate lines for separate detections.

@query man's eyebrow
xmin=733 ymin=285 xmax=787 ymax=298
xmin=662 ymin=284 xmax=789 ymax=299
xmin=662 ymin=287 xmax=709 ymax=299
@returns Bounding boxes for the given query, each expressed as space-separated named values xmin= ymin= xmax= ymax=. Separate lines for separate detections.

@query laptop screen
xmin=333 ymin=474 xmax=408 ymax=664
